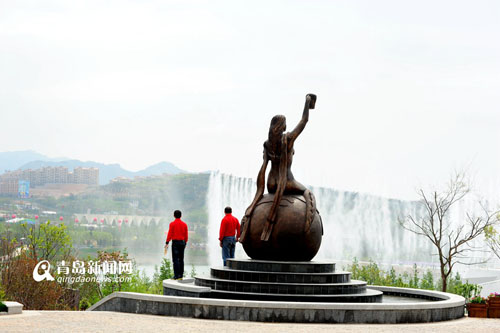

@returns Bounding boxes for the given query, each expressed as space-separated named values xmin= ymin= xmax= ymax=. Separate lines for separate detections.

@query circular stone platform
xmin=89 ymin=285 xmax=465 ymax=323
xmin=89 ymin=259 xmax=465 ymax=323
xmin=193 ymin=259 xmax=382 ymax=303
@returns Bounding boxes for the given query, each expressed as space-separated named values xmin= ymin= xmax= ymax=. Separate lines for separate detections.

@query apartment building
xmin=0 ymin=166 xmax=99 ymax=194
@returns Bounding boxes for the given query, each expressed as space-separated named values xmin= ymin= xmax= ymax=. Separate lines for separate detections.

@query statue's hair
xmin=269 ymin=115 xmax=286 ymax=138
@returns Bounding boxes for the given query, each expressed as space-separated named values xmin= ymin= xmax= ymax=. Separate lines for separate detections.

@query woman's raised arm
xmin=288 ymin=94 xmax=316 ymax=145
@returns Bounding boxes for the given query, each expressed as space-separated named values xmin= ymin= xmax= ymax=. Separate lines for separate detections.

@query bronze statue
xmin=240 ymin=94 xmax=323 ymax=261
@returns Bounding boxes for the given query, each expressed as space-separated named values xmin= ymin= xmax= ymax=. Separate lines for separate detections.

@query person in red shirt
xmin=165 ymin=210 xmax=188 ymax=279
xmin=219 ymin=206 xmax=240 ymax=266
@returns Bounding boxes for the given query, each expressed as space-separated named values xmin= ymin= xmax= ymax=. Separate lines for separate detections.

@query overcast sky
xmin=1 ymin=0 xmax=499 ymax=200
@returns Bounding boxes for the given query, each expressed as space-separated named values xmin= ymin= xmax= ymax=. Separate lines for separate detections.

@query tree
xmin=0 ymin=222 xmax=74 ymax=310
xmin=399 ymin=172 xmax=499 ymax=292
xmin=21 ymin=221 xmax=73 ymax=262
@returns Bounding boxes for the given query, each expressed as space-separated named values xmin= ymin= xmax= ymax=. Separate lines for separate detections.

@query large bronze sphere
xmin=242 ymin=193 xmax=323 ymax=261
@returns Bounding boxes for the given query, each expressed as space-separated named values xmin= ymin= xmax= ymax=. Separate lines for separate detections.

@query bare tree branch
xmin=400 ymin=171 xmax=499 ymax=292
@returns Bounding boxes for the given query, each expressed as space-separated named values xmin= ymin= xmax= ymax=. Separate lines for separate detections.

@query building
xmin=0 ymin=166 xmax=99 ymax=194
xmin=71 ymin=167 xmax=99 ymax=185
xmin=0 ymin=178 xmax=18 ymax=195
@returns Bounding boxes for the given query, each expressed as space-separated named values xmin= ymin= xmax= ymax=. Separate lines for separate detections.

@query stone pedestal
xmin=194 ymin=259 xmax=382 ymax=303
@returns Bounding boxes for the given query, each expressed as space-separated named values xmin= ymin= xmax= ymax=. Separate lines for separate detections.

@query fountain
xmin=90 ymin=94 xmax=465 ymax=323
xmin=206 ymin=172 xmax=434 ymax=265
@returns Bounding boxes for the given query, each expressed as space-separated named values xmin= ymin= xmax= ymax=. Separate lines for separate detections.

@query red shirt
xmin=219 ymin=214 xmax=240 ymax=241
xmin=166 ymin=218 xmax=188 ymax=243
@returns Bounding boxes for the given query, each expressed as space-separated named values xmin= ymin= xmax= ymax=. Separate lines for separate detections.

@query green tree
xmin=0 ymin=221 xmax=74 ymax=310
xmin=22 ymin=221 xmax=73 ymax=261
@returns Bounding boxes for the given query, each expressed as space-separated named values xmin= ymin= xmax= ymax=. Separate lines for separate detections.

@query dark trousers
xmin=222 ymin=236 xmax=236 ymax=266
xmin=171 ymin=240 xmax=186 ymax=279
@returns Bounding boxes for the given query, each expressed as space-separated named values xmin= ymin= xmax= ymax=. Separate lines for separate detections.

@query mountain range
xmin=0 ymin=150 xmax=186 ymax=185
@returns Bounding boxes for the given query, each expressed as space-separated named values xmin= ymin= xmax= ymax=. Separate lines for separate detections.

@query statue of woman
xmin=240 ymin=94 xmax=317 ymax=242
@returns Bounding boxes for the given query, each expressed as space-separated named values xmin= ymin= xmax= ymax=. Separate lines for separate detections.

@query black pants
xmin=172 ymin=240 xmax=186 ymax=279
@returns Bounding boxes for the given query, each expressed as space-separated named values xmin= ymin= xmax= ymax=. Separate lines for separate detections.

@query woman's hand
xmin=306 ymin=94 xmax=316 ymax=109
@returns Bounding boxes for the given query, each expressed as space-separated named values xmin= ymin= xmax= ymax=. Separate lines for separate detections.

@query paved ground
xmin=1 ymin=311 xmax=500 ymax=333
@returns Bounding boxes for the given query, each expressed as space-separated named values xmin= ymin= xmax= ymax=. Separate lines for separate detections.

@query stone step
xmin=211 ymin=267 xmax=350 ymax=284
xmin=204 ymin=288 xmax=383 ymax=303
xmin=195 ymin=277 xmax=367 ymax=295
xmin=0 ymin=301 xmax=23 ymax=315
xmin=226 ymin=259 xmax=335 ymax=273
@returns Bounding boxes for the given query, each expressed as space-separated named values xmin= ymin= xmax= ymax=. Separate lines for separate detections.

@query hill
xmin=0 ymin=150 xmax=185 ymax=185
xmin=0 ymin=150 xmax=60 ymax=173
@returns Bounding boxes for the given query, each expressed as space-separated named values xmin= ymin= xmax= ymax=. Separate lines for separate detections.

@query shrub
xmin=1 ymin=253 xmax=68 ymax=310
xmin=0 ymin=280 xmax=5 ymax=301
xmin=345 ymin=258 xmax=475 ymax=298
xmin=190 ymin=265 xmax=197 ymax=278
xmin=420 ymin=270 xmax=434 ymax=290
xmin=76 ymin=250 xmax=171 ymax=307
xmin=455 ymin=282 xmax=482 ymax=303
xmin=79 ymin=298 xmax=92 ymax=310
xmin=159 ymin=258 xmax=174 ymax=281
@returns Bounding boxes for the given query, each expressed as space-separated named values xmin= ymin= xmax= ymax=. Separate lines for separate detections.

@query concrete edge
xmin=368 ymin=286 xmax=465 ymax=309
xmin=211 ymin=266 xmax=352 ymax=276
xmin=196 ymin=277 xmax=367 ymax=287
xmin=1 ymin=301 xmax=23 ymax=315
xmin=87 ymin=293 xmax=118 ymax=311
xmin=163 ymin=279 xmax=211 ymax=293
xmin=227 ymin=259 xmax=336 ymax=265
xmin=91 ymin=286 xmax=465 ymax=311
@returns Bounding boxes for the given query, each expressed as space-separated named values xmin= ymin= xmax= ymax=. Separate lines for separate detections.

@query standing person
xmin=219 ymin=206 xmax=240 ymax=266
xmin=165 ymin=210 xmax=188 ymax=280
